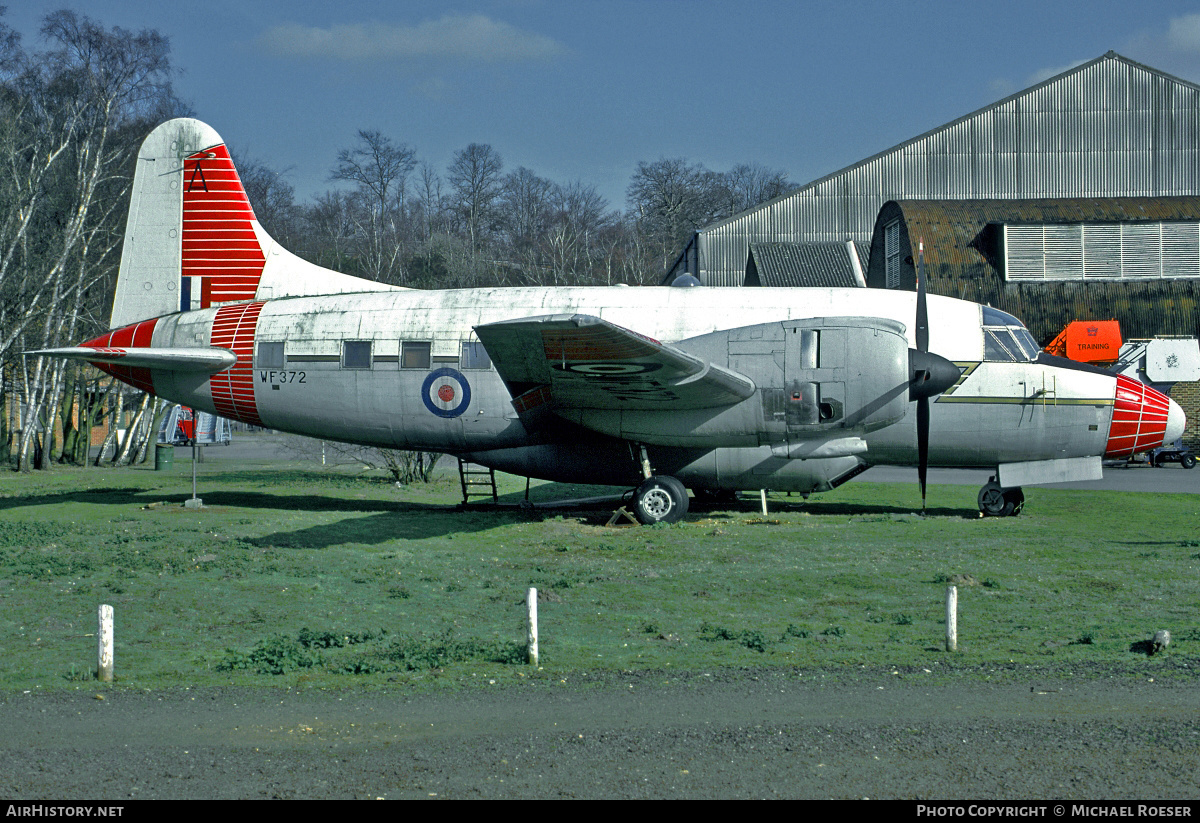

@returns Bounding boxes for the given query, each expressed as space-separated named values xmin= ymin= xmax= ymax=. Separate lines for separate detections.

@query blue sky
xmin=8 ymin=1 xmax=1200 ymax=212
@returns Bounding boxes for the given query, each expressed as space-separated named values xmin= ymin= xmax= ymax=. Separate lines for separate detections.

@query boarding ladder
xmin=458 ymin=458 xmax=498 ymax=504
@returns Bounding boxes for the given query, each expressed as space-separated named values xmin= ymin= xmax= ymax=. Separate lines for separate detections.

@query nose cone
xmin=1105 ymin=375 xmax=1181 ymax=458
xmin=1166 ymin=397 xmax=1186 ymax=445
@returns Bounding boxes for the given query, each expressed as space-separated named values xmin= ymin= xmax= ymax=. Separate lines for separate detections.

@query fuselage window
xmin=461 ymin=341 xmax=491 ymax=370
xmin=401 ymin=341 xmax=432 ymax=369
xmin=257 ymin=341 xmax=285 ymax=369
xmin=343 ymin=340 xmax=372 ymax=370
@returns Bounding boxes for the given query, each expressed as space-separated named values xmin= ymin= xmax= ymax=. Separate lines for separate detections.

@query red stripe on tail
xmin=183 ymin=145 xmax=265 ymax=308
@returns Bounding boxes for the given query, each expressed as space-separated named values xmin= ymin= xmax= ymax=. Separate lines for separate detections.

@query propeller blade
xmin=915 ymin=240 xmax=929 ymax=353
xmin=914 ymin=238 xmax=932 ymax=510
xmin=918 ymin=396 xmax=929 ymax=510
xmin=908 ymin=348 xmax=958 ymax=512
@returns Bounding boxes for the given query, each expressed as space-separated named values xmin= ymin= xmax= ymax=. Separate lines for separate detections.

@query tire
xmin=1003 ymin=488 xmax=1025 ymax=516
xmin=1182 ymin=454 xmax=1196 ymax=470
xmin=978 ymin=480 xmax=1014 ymax=517
xmin=634 ymin=476 xmax=687 ymax=525
xmin=659 ymin=476 xmax=689 ymax=517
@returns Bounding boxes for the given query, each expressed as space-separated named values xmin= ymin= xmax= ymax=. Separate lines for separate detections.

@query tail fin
xmin=109 ymin=118 xmax=398 ymax=329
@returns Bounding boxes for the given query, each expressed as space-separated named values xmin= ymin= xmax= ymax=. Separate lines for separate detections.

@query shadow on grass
xmin=0 ymin=486 xmax=425 ymax=514
xmin=686 ymin=498 xmax=976 ymax=519
xmin=245 ymin=508 xmax=532 ymax=547
xmin=0 ymin=486 xmax=157 ymax=511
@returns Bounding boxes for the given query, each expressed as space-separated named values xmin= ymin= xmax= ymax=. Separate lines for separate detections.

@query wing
xmin=474 ymin=314 xmax=755 ymax=412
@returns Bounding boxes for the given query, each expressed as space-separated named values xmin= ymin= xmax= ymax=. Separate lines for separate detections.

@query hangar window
xmin=1004 ymin=221 xmax=1200 ymax=281
xmin=884 ymin=220 xmax=902 ymax=288
xmin=401 ymin=341 xmax=431 ymax=369
xmin=342 ymin=341 xmax=372 ymax=370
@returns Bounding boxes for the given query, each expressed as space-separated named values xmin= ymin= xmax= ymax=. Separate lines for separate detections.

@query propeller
xmin=908 ymin=241 xmax=960 ymax=510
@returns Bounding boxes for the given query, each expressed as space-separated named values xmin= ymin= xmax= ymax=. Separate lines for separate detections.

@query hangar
xmin=665 ymin=51 xmax=1200 ymax=447
xmin=667 ymin=51 xmax=1200 ymax=287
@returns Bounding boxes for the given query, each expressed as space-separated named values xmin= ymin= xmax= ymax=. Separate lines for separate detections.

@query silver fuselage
xmin=138 ymin=286 xmax=1118 ymax=493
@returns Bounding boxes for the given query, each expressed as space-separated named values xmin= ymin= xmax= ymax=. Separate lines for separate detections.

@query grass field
xmin=1 ymin=453 xmax=1197 ymax=692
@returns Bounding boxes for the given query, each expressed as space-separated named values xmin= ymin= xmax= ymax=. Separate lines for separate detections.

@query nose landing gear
xmin=978 ymin=478 xmax=1024 ymax=517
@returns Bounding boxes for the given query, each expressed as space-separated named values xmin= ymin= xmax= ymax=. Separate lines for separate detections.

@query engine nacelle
xmin=573 ymin=317 xmax=913 ymax=449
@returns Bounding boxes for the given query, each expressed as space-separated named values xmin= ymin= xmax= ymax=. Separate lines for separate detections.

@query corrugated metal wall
xmin=864 ymin=198 xmax=1200 ymax=342
xmin=683 ymin=53 xmax=1200 ymax=286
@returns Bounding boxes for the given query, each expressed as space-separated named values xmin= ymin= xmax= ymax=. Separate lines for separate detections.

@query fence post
xmin=98 ymin=604 xmax=113 ymax=682
xmin=527 ymin=587 xmax=539 ymax=666
xmin=945 ymin=585 xmax=958 ymax=652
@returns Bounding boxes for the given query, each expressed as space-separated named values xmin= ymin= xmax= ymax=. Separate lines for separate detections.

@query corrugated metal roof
xmin=744 ymin=242 xmax=866 ymax=287
xmin=865 ymin=196 xmax=1200 ymax=342
xmin=674 ymin=52 xmax=1200 ymax=286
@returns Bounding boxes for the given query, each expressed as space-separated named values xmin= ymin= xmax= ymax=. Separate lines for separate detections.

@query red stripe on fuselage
xmin=208 ymin=302 xmax=264 ymax=426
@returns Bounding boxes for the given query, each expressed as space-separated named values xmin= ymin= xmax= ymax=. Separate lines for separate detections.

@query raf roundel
xmin=421 ymin=367 xmax=472 ymax=418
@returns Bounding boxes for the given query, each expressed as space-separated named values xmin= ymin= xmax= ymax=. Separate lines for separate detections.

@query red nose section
xmin=1105 ymin=375 xmax=1170 ymax=458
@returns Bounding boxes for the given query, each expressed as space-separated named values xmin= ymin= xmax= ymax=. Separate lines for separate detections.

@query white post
xmin=185 ymin=440 xmax=203 ymax=508
xmin=527 ymin=587 xmax=539 ymax=666
xmin=760 ymin=489 xmax=768 ymax=515
xmin=945 ymin=585 xmax=958 ymax=652
xmin=98 ymin=604 xmax=113 ymax=682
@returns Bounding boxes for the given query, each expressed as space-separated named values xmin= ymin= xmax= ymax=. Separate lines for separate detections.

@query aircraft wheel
xmin=1182 ymin=454 xmax=1196 ymax=469
xmin=978 ymin=480 xmax=1015 ymax=517
xmin=1003 ymin=487 xmax=1025 ymax=516
xmin=634 ymin=476 xmax=688 ymax=525
xmin=660 ymin=476 xmax=690 ymax=516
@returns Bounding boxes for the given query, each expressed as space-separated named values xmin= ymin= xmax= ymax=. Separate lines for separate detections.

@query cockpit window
xmin=982 ymin=306 xmax=1023 ymax=327
xmin=981 ymin=307 xmax=1040 ymax=362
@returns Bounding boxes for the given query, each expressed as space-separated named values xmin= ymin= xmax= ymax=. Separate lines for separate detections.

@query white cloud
xmin=1166 ymin=13 xmax=1200 ymax=54
xmin=1119 ymin=12 xmax=1200 ymax=85
xmin=259 ymin=14 xmax=566 ymax=63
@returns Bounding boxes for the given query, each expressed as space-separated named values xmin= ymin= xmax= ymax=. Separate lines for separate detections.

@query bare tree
xmin=498 ymin=166 xmax=552 ymax=280
xmin=626 ymin=157 xmax=725 ymax=275
xmin=545 ymin=181 xmax=615 ymax=285
xmin=448 ymin=143 xmax=504 ymax=258
xmin=238 ymin=157 xmax=301 ymax=248
xmin=0 ymin=10 xmax=180 ymax=469
xmin=717 ymin=162 xmax=794 ymax=216
xmin=330 ymin=129 xmax=417 ymax=284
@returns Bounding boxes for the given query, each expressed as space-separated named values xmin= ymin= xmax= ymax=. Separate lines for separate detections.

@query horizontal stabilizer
xmin=31 ymin=346 xmax=237 ymax=374
xmin=475 ymin=314 xmax=755 ymax=411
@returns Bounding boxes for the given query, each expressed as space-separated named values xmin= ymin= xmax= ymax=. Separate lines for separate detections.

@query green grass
xmin=0 ymin=456 xmax=1197 ymax=692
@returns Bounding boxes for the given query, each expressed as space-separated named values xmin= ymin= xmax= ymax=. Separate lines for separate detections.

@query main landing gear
xmin=978 ymin=477 xmax=1024 ymax=517
xmin=631 ymin=445 xmax=689 ymax=525
xmin=633 ymin=475 xmax=689 ymax=525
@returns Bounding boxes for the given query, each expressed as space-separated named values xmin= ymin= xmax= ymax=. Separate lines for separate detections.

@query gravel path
xmin=3 ymin=666 xmax=1198 ymax=799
